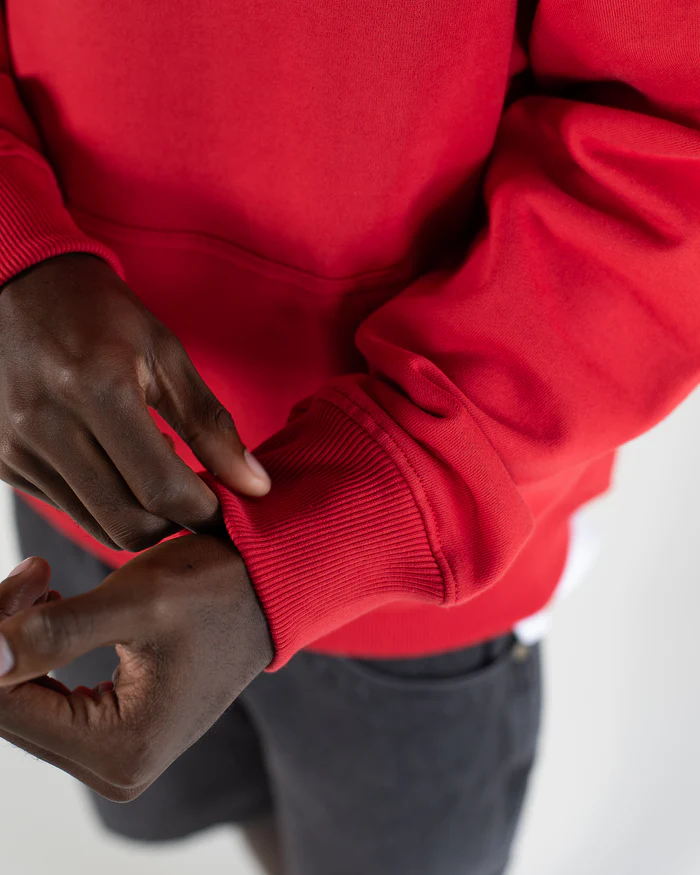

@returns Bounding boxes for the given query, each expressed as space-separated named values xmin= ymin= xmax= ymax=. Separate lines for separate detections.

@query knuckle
xmin=7 ymin=402 xmax=50 ymax=438
xmin=176 ymin=403 xmax=240 ymax=460
xmin=91 ymin=373 xmax=134 ymax=410
xmin=0 ymin=436 xmax=26 ymax=469
xmin=110 ymin=531 xmax=146 ymax=553
xmin=139 ymin=478 xmax=187 ymax=517
xmin=146 ymin=589 xmax=175 ymax=631
xmin=192 ymin=398 xmax=234 ymax=434
xmin=21 ymin=607 xmax=78 ymax=661
xmin=212 ymin=403 xmax=236 ymax=431
xmin=50 ymin=362 xmax=85 ymax=401
xmin=66 ymin=345 xmax=136 ymax=404
xmin=183 ymin=403 xmax=238 ymax=450
xmin=59 ymin=505 xmax=118 ymax=549
xmin=13 ymin=356 xmax=87 ymax=407
xmin=110 ymin=520 xmax=171 ymax=553
xmin=143 ymin=576 xmax=183 ymax=630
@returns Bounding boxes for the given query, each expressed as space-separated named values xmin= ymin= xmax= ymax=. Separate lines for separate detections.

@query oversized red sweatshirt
xmin=1 ymin=2 xmax=699 ymax=669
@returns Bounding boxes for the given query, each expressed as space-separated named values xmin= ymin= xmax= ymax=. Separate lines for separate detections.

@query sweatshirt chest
xmin=7 ymin=0 xmax=519 ymax=277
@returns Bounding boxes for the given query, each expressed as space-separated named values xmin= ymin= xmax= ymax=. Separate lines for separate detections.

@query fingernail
xmin=0 ymin=634 xmax=15 ymax=677
xmin=244 ymin=450 xmax=270 ymax=484
xmin=6 ymin=557 xmax=34 ymax=578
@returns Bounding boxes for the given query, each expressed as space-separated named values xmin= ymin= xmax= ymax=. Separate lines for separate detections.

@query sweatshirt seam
xmin=418 ymin=365 xmax=527 ymax=507
xmin=69 ymin=205 xmax=420 ymax=294
xmin=318 ymin=390 xmax=454 ymax=605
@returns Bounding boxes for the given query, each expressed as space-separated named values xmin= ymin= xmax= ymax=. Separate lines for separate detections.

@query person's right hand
xmin=0 ymin=254 xmax=271 ymax=551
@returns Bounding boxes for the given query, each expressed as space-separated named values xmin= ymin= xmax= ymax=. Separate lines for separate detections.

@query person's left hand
xmin=0 ymin=534 xmax=273 ymax=801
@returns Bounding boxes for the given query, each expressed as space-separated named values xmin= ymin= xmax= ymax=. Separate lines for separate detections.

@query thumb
xmin=154 ymin=344 xmax=271 ymax=497
xmin=0 ymin=567 xmax=138 ymax=687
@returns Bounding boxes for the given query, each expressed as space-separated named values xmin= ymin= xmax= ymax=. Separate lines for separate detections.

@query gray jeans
xmin=14 ymin=493 xmax=542 ymax=875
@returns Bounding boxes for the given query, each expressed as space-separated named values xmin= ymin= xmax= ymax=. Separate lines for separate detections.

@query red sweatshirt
xmin=1 ymin=2 xmax=699 ymax=669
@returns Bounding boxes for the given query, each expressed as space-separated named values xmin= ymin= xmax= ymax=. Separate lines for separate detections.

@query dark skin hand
xmin=0 ymin=253 xmax=271 ymax=551
xmin=0 ymin=538 xmax=273 ymax=801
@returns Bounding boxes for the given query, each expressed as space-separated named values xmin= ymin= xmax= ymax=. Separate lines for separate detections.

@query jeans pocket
xmin=338 ymin=634 xmax=524 ymax=696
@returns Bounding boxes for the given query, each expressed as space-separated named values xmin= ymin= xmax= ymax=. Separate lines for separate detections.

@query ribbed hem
xmin=205 ymin=399 xmax=445 ymax=670
xmin=0 ymin=155 xmax=123 ymax=285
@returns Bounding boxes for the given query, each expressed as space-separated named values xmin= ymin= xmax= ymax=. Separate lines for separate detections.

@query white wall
xmin=511 ymin=386 xmax=700 ymax=875
xmin=1 ymin=388 xmax=699 ymax=875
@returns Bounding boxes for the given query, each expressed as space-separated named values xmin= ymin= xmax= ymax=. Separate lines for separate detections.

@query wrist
xmin=235 ymin=554 xmax=274 ymax=670
xmin=195 ymin=533 xmax=274 ymax=673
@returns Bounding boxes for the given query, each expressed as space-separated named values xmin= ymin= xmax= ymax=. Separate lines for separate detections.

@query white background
xmin=1 ymin=388 xmax=699 ymax=875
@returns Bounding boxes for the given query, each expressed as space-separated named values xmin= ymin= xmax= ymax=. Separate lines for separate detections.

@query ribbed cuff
xmin=0 ymin=155 xmax=123 ymax=285
xmin=205 ymin=399 xmax=445 ymax=670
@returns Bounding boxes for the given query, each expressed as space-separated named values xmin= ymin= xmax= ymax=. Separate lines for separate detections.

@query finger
xmin=31 ymin=422 xmax=179 ymax=552
xmin=0 ymin=680 xmax=147 ymax=797
xmin=0 ymin=560 xmax=57 ymax=692
xmin=0 ymin=557 xmax=51 ymax=622
xmin=83 ymin=387 xmax=225 ymax=535
xmin=94 ymin=681 xmax=114 ymax=696
xmin=1 ymin=454 xmax=121 ymax=550
xmin=0 ymin=718 xmax=141 ymax=802
xmin=0 ymin=563 xmax=149 ymax=799
xmin=150 ymin=338 xmax=271 ymax=497
xmin=0 ymin=460 xmax=61 ymax=510
xmin=0 ymin=558 xmax=59 ymax=685
xmin=0 ymin=574 xmax=144 ymax=687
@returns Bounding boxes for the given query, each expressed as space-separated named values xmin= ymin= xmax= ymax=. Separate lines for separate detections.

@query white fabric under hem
xmin=513 ymin=508 xmax=603 ymax=646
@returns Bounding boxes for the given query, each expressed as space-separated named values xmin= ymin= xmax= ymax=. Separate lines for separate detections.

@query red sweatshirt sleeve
xmin=208 ymin=2 xmax=700 ymax=669
xmin=0 ymin=15 xmax=121 ymax=285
